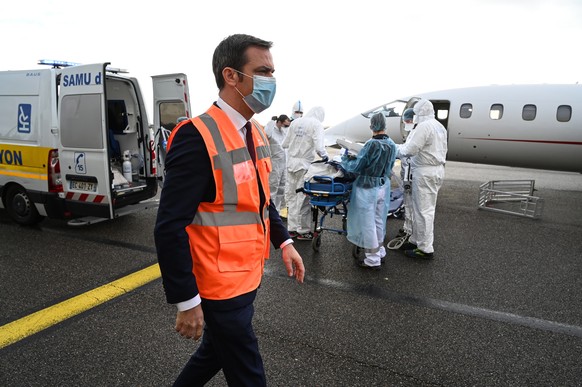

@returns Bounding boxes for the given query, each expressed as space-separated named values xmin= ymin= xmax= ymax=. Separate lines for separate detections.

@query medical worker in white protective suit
xmin=397 ymin=99 xmax=447 ymax=259
xmin=291 ymin=100 xmax=303 ymax=121
xmin=342 ymin=112 xmax=397 ymax=269
xmin=263 ymin=115 xmax=278 ymax=133
xmin=266 ymin=114 xmax=291 ymax=213
xmin=282 ymin=106 xmax=328 ymax=240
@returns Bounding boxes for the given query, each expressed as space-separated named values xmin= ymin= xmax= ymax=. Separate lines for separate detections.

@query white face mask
xmin=404 ymin=123 xmax=415 ymax=132
xmin=292 ymin=112 xmax=303 ymax=120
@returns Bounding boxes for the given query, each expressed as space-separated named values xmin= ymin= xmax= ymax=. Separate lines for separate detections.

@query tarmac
xmin=1 ymin=161 xmax=581 ymax=386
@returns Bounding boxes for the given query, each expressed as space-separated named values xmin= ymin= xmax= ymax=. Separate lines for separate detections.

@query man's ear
xmin=223 ymin=67 xmax=239 ymax=87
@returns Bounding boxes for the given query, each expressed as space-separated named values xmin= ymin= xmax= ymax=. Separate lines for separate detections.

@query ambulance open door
xmin=58 ymin=63 xmax=114 ymax=219
xmin=151 ymin=73 xmax=191 ymax=184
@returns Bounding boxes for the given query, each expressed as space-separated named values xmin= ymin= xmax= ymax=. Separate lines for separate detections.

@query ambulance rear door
xmin=151 ymin=73 xmax=191 ymax=182
xmin=58 ymin=63 xmax=114 ymax=219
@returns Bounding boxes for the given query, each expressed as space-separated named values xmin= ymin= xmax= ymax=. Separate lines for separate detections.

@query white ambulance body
xmin=0 ymin=62 xmax=190 ymax=225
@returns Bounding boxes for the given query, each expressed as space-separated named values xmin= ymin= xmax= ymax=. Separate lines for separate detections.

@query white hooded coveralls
xmin=266 ymin=120 xmax=288 ymax=211
xmin=396 ymin=99 xmax=447 ymax=254
xmin=282 ymin=107 xmax=328 ymax=234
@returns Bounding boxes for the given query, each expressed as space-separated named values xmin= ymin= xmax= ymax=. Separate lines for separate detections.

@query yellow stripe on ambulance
xmin=0 ymin=145 xmax=51 ymax=181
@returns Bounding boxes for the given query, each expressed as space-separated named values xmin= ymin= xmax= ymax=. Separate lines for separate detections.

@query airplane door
xmin=151 ymin=73 xmax=191 ymax=181
xmin=58 ymin=63 xmax=114 ymax=219
xmin=431 ymin=100 xmax=450 ymax=130
xmin=403 ymin=98 xmax=420 ymax=112
xmin=402 ymin=98 xmax=450 ymax=136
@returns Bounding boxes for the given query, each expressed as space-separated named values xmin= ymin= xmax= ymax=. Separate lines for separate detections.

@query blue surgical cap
xmin=370 ymin=112 xmax=386 ymax=132
xmin=402 ymin=108 xmax=415 ymax=121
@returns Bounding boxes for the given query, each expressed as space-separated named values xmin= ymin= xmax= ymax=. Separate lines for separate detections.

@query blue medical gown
xmin=341 ymin=136 xmax=397 ymax=249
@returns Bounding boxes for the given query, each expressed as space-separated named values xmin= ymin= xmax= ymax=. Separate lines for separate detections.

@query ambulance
xmin=0 ymin=60 xmax=190 ymax=225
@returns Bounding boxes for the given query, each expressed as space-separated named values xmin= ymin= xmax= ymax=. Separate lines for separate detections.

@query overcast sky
xmin=2 ymin=0 xmax=581 ymax=127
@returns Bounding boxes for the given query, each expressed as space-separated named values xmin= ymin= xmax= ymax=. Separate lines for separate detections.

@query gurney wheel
xmin=393 ymin=207 xmax=405 ymax=219
xmin=312 ymin=232 xmax=322 ymax=252
xmin=352 ymin=245 xmax=363 ymax=259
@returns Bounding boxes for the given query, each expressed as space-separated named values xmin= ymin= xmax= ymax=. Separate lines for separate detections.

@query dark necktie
xmin=245 ymin=121 xmax=256 ymax=164
xmin=245 ymin=121 xmax=265 ymax=207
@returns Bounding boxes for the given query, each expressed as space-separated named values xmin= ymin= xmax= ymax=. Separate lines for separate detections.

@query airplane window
xmin=522 ymin=104 xmax=536 ymax=121
xmin=362 ymin=100 xmax=407 ymax=118
xmin=490 ymin=104 xmax=503 ymax=120
xmin=460 ymin=103 xmax=473 ymax=119
xmin=437 ymin=110 xmax=448 ymax=120
xmin=557 ymin=105 xmax=572 ymax=122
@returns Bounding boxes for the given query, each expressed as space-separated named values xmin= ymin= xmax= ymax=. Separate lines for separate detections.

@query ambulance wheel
xmin=312 ymin=232 xmax=322 ymax=252
xmin=5 ymin=185 xmax=43 ymax=226
xmin=352 ymin=244 xmax=363 ymax=259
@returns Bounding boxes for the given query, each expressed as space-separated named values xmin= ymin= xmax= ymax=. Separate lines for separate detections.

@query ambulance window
xmin=522 ymin=104 xmax=536 ymax=121
xmin=557 ymin=105 xmax=572 ymax=122
xmin=159 ymin=102 xmax=187 ymax=131
xmin=61 ymin=94 xmax=104 ymax=148
xmin=490 ymin=104 xmax=503 ymax=120
xmin=460 ymin=103 xmax=472 ymax=118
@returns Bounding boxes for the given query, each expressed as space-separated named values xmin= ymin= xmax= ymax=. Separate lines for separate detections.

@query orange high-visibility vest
xmin=171 ymin=105 xmax=272 ymax=300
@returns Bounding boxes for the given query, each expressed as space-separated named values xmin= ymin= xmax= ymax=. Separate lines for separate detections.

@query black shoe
xmin=404 ymin=248 xmax=434 ymax=260
xmin=357 ymin=260 xmax=381 ymax=270
xmin=288 ymin=231 xmax=298 ymax=238
xmin=296 ymin=232 xmax=314 ymax=241
xmin=399 ymin=242 xmax=417 ymax=251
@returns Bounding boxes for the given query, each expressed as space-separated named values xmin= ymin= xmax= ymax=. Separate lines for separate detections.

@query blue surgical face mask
xmin=234 ymin=70 xmax=276 ymax=114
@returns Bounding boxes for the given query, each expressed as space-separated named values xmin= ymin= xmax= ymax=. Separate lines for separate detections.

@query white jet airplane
xmin=324 ymin=84 xmax=582 ymax=173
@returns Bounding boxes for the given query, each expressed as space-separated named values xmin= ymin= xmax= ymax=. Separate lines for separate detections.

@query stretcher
xmin=302 ymin=175 xmax=404 ymax=252
xmin=302 ymin=175 xmax=352 ymax=251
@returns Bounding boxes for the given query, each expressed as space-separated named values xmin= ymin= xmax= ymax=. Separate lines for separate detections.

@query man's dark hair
xmin=276 ymin=114 xmax=289 ymax=123
xmin=212 ymin=34 xmax=273 ymax=90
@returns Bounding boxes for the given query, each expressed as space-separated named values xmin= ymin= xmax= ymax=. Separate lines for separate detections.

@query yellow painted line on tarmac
xmin=0 ymin=264 xmax=161 ymax=350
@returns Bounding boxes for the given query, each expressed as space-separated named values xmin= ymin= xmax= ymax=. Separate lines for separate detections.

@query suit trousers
xmin=173 ymin=301 xmax=266 ymax=387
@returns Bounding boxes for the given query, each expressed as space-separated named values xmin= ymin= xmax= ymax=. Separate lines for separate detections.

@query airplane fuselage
xmin=325 ymin=84 xmax=582 ymax=173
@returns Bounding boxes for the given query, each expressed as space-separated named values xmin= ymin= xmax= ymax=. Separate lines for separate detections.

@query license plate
xmin=69 ymin=180 xmax=97 ymax=192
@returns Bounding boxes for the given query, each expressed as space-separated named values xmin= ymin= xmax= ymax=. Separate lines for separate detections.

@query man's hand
xmin=281 ymin=243 xmax=305 ymax=283
xmin=175 ymin=304 xmax=204 ymax=341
